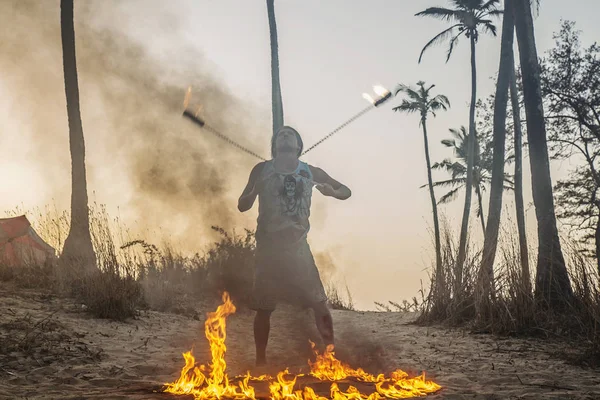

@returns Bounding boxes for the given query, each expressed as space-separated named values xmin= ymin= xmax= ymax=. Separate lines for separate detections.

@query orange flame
xmin=183 ymin=86 xmax=203 ymax=117
xmin=363 ymin=85 xmax=390 ymax=105
xmin=372 ymin=85 xmax=389 ymax=97
xmin=164 ymin=292 xmax=441 ymax=399
xmin=184 ymin=86 xmax=192 ymax=109
xmin=362 ymin=93 xmax=376 ymax=104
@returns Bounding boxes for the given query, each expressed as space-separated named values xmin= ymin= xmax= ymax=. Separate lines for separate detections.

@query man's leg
xmin=312 ymin=301 xmax=334 ymax=346
xmin=254 ymin=309 xmax=273 ymax=366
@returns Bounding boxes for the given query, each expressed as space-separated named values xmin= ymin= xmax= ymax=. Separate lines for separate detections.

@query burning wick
xmin=182 ymin=87 xmax=206 ymax=127
xmin=364 ymin=85 xmax=392 ymax=107
xmin=181 ymin=87 xmax=267 ymax=161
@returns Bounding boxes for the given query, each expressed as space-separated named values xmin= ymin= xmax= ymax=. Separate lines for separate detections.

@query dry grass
xmin=326 ymin=282 xmax=355 ymax=311
xmin=416 ymin=221 xmax=600 ymax=367
xmin=2 ymin=204 xmax=351 ymax=321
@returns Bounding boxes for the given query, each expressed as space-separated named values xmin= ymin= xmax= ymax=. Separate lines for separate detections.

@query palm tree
xmin=510 ymin=64 xmax=531 ymax=294
xmin=266 ymin=0 xmax=284 ymax=136
xmin=394 ymin=81 xmax=450 ymax=297
xmin=429 ymin=127 xmax=513 ymax=237
xmin=59 ymin=0 xmax=96 ymax=270
xmin=480 ymin=0 xmax=516 ymax=306
xmin=513 ymin=0 xmax=572 ymax=307
xmin=416 ymin=0 xmax=502 ymax=291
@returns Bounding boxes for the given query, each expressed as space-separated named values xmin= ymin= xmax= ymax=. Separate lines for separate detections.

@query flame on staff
xmin=362 ymin=93 xmax=376 ymax=104
xmin=183 ymin=87 xmax=206 ymax=126
xmin=181 ymin=87 xmax=267 ymax=160
xmin=184 ymin=86 xmax=192 ymax=109
xmin=362 ymin=85 xmax=392 ymax=107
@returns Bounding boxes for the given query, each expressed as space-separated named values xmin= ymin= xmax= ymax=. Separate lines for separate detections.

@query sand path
xmin=1 ymin=286 xmax=598 ymax=399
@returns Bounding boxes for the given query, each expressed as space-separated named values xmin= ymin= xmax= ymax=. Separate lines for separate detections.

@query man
xmin=238 ymin=125 xmax=351 ymax=366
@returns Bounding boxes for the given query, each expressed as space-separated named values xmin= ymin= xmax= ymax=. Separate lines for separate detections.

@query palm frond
xmin=418 ymin=24 xmax=461 ymax=63
xmin=449 ymin=126 xmax=468 ymax=142
xmin=394 ymin=84 xmax=422 ymax=102
xmin=481 ymin=0 xmax=501 ymax=10
xmin=392 ymin=100 xmax=420 ymax=114
xmin=482 ymin=9 xmax=504 ymax=18
xmin=415 ymin=7 xmax=460 ymax=22
xmin=431 ymin=178 xmax=467 ymax=188
xmin=445 ymin=30 xmax=465 ymax=62
xmin=441 ymin=139 xmax=456 ymax=148
xmin=429 ymin=94 xmax=451 ymax=111
xmin=480 ymin=21 xmax=498 ymax=36
xmin=475 ymin=202 xmax=483 ymax=217
xmin=438 ymin=187 xmax=462 ymax=204
xmin=431 ymin=159 xmax=455 ymax=170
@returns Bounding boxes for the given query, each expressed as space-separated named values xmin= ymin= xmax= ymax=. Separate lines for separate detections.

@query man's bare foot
xmin=250 ymin=364 xmax=272 ymax=381
xmin=256 ymin=356 xmax=267 ymax=367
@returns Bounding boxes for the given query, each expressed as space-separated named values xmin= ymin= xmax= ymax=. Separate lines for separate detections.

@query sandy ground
xmin=1 ymin=284 xmax=599 ymax=400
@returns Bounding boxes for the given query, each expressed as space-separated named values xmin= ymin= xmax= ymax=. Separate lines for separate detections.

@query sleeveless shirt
xmin=255 ymin=160 xmax=314 ymax=245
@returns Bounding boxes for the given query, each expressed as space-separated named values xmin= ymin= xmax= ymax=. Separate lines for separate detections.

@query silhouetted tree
xmin=267 ymin=0 xmax=284 ymax=136
xmin=416 ymin=0 xmax=502 ymax=290
xmin=514 ymin=0 xmax=573 ymax=307
xmin=394 ymin=81 xmax=450 ymax=297
xmin=59 ymin=0 xmax=96 ymax=270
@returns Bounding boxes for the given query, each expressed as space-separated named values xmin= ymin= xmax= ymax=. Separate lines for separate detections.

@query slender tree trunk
xmin=266 ymin=0 xmax=284 ymax=136
xmin=511 ymin=62 xmax=531 ymax=294
xmin=456 ymin=34 xmax=478 ymax=294
xmin=514 ymin=0 xmax=572 ymax=307
xmin=60 ymin=0 xmax=96 ymax=271
xmin=422 ymin=118 xmax=444 ymax=298
xmin=595 ymin=205 xmax=600 ymax=276
xmin=476 ymin=184 xmax=486 ymax=236
xmin=480 ymin=0 xmax=515 ymax=305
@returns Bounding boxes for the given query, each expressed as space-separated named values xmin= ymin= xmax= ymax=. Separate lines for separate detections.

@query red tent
xmin=0 ymin=215 xmax=56 ymax=266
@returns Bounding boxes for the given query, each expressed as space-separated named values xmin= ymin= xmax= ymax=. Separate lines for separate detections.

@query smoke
xmin=0 ymin=0 xmax=270 ymax=250
xmin=313 ymin=250 xmax=338 ymax=283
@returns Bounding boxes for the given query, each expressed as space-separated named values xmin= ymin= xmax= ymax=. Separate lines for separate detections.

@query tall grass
xmin=417 ymin=221 xmax=600 ymax=366
xmin=2 ymin=204 xmax=351 ymax=319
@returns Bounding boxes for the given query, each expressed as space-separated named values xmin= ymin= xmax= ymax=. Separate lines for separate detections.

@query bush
xmin=70 ymin=269 xmax=143 ymax=321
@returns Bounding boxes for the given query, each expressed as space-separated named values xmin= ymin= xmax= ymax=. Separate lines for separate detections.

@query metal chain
xmin=184 ymin=102 xmax=379 ymax=161
xmin=301 ymin=104 xmax=375 ymax=156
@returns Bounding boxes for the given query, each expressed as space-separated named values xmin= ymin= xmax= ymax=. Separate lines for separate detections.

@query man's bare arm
xmin=238 ymin=162 xmax=266 ymax=212
xmin=310 ymin=166 xmax=352 ymax=200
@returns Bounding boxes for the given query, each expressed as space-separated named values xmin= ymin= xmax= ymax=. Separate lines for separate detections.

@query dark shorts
xmin=251 ymin=238 xmax=327 ymax=311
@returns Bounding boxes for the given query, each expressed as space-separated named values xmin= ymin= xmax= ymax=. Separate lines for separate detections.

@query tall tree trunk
xmin=511 ymin=61 xmax=531 ymax=294
xmin=422 ymin=118 xmax=444 ymax=298
xmin=266 ymin=0 xmax=284 ymax=136
xmin=595 ymin=204 xmax=600 ymax=276
xmin=480 ymin=0 xmax=515 ymax=305
xmin=476 ymin=184 xmax=486 ymax=236
xmin=514 ymin=0 xmax=572 ymax=307
xmin=59 ymin=0 xmax=96 ymax=270
xmin=456 ymin=34 xmax=478 ymax=295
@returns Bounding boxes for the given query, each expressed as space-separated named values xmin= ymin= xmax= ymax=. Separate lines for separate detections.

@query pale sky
xmin=1 ymin=0 xmax=598 ymax=310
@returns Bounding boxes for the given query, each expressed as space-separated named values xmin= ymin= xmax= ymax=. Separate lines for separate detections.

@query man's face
xmin=275 ymin=128 xmax=299 ymax=155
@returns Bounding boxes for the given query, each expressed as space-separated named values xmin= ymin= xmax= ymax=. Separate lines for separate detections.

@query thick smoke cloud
xmin=1 ymin=0 xmax=271 ymax=249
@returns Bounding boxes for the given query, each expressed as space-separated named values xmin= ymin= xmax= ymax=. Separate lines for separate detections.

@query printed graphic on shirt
xmin=278 ymin=173 xmax=311 ymax=218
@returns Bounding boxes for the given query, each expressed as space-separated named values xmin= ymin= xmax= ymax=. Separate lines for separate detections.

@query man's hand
xmin=310 ymin=166 xmax=351 ymax=200
xmin=315 ymin=183 xmax=337 ymax=197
